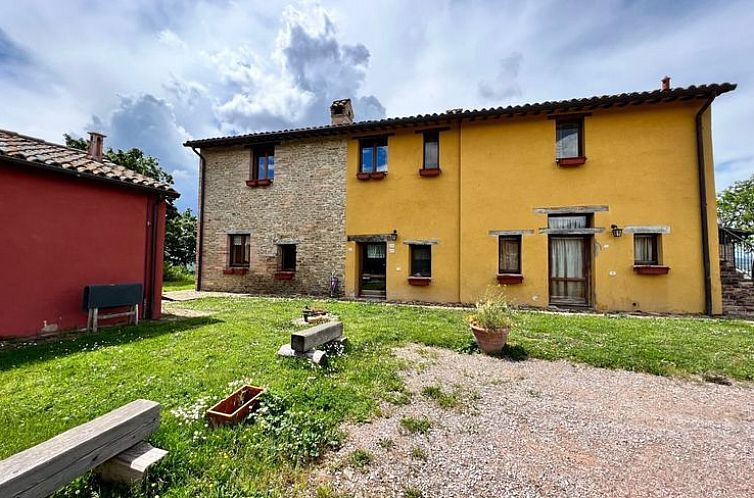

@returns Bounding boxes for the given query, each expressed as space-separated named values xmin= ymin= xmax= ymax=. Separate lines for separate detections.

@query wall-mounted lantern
xmin=611 ymin=224 xmax=623 ymax=238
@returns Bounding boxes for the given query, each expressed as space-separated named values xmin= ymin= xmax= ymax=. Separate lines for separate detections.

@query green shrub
xmin=163 ymin=262 xmax=195 ymax=282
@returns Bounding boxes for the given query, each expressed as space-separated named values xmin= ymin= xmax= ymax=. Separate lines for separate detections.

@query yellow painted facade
xmin=344 ymin=101 xmax=723 ymax=314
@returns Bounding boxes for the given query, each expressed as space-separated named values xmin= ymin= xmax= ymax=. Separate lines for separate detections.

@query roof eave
xmin=0 ymin=155 xmax=180 ymax=199
xmin=184 ymin=83 xmax=737 ymax=148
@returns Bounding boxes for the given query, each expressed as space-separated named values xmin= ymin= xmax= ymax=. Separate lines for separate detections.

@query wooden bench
xmin=0 ymin=399 xmax=166 ymax=497
xmin=83 ymin=283 xmax=143 ymax=332
xmin=278 ymin=321 xmax=345 ymax=365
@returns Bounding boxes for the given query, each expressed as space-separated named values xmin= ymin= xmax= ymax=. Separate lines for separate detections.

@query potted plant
xmin=467 ymin=291 xmax=515 ymax=354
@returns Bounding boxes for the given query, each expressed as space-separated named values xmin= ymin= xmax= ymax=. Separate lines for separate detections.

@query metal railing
xmin=719 ymin=227 xmax=753 ymax=280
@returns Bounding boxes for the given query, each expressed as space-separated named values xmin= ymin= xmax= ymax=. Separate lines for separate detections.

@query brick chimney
xmin=330 ymin=99 xmax=354 ymax=125
xmin=87 ymin=131 xmax=106 ymax=161
xmin=661 ymin=76 xmax=671 ymax=91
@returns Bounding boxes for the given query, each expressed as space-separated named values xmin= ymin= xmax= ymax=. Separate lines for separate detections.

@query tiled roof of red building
xmin=0 ymin=129 xmax=178 ymax=197
xmin=184 ymin=83 xmax=736 ymax=148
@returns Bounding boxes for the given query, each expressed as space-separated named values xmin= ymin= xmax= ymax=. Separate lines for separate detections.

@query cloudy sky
xmin=1 ymin=0 xmax=751 ymax=211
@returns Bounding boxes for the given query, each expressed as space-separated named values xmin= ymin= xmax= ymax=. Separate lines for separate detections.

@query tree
xmin=718 ymin=174 xmax=754 ymax=234
xmin=64 ymin=134 xmax=195 ymax=270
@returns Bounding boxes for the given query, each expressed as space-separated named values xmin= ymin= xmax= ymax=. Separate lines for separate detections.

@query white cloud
xmin=0 ymin=0 xmax=752 ymax=211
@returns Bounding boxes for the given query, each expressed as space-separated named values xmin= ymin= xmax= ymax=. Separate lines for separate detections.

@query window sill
xmin=419 ymin=168 xmax=441 ymax=177
xmin=408 ymin=276 xmax=431 ymax=286
xmin=246 ymin=179 xmax=272 ymax=188
xmin=357 ymin=172 xmax=387 ymax=181
xmin=223 ymin=267 xmax=249 ymax=275
xmin=556 ymin=156 xmax=587 ymax=167
xmin=633 ymin=265 xmax=670 ymax=275
xmin=274 ymin=271 xmax=295 ymax=280
xmin=497 ymin=273 xmax=524 ymax=284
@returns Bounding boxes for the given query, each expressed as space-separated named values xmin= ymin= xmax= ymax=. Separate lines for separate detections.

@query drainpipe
xmin=695 ymin=97 xmax=715 ymax=316
xmin=148 ymin=195 xmax=161 ymax=318
xmin=191 ymin=147 xmax=206 ymax=291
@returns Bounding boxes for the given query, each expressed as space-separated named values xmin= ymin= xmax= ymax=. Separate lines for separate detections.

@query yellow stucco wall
xmin=345 ymin=101 xmax=722 ymax=314
xmin=345 ymin=124 xmax=462 ymax=302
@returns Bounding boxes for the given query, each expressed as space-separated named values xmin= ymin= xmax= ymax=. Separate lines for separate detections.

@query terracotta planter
xmin=633 ymin=265 xmax=670 ymax=275
xmin=470 ymin=323 xmax=509 ymax=355
xmin=356 ymin=172 xmax=371 ymax=181
xmin=245 ymin=179 xmax=258 ymax=187
xmin=206 ymin=385 xmax=265 ymax=427
xmin=370 ymin=172 xmax=386 ymax=180
xmin=496 ymin=273 xmax=523 ymax=284
xmin=556 ymin=156 xmax=587 ymax=167
xmin=408 ymin=276 xmax=431 ymax=286
xmin=419 ymin=168 xmax=441 ymax=177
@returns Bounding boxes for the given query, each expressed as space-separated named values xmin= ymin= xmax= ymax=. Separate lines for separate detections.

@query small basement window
xmin=278 ymin=244 xmax=296 ymax=271
xmin=229 ymin=234 xmax=250 ymax=267
xmin=498 ymin=236 xmax=521 ymax=274
xmin=410 ymin=244 xmax=432 ymax=278
xmin=634 ymin=234 xmax=660 ymax=265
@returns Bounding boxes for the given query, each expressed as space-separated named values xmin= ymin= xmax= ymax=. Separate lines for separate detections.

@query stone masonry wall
xmin=720 ymin=250 xmax=754 ymax=316
xmin=199 ymin=136 xmax=346 ymax=295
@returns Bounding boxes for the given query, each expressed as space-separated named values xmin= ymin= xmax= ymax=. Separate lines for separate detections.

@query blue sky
xmin=1 ymin=0 xmax=752 ymax=212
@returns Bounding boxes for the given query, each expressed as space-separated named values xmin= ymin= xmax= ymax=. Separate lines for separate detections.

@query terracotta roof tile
xmin=0 ymin=129 xmax=178 ymax=197
xmin=184 ymin=83 xmax=736 ymax=148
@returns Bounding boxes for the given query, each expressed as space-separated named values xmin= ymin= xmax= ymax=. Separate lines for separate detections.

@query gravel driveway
xmin=310 ymin=345 xmax=754 ymax=498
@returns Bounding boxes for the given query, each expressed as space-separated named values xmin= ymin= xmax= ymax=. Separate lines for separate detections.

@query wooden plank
xmin=95 ymin=442 xmax=167 ymax=485
xmin=0 ymin=399 xmax=160 ymax=498
xmin=290 ymin=321 xmax=343 ymax=353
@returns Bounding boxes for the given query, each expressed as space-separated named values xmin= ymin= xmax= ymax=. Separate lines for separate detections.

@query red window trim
xmin=408 ymin=276 xmax=431 ymax=286
xmin=556 ymin=156 xmax=587 ymax=167
xmin=249 ymin=146 xmax=275 ymax=186
xmin=633 ymin=265 xmax=670 ymax=275
xmin=497 ymin=273 xmax=524 ymax=284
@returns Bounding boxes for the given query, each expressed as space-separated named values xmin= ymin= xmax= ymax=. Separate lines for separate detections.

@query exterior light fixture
xmin=611 ymin=224 xmax=623 ymax=238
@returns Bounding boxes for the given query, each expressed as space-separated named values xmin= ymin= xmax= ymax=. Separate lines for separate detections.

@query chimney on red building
xmin=87 ymin=131 xmax=106 ymax=161
xmin=661 ymin=76 xmax=671 ymax=91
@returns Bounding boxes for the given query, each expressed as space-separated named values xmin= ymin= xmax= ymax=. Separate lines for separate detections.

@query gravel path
xmin=310 ymin=345 xmax=754 ymax=498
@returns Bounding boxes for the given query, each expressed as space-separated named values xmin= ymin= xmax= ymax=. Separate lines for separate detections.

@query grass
xmin=410 ymin=446 xmax=428 ymax=460
xmin=403 ymin=487 xmax=424 ymax=498
xmin=348 ymin=448 xmax=373 ymax=470
xmin=400 ymin=416 xmax=433 ymax=435
xmin=0 ymin=297 xmax=752 ymax=497
xmin=162 ymin=277 xmax=195 ymax=292
xmin=377 ymin=437 xmax=395 ymax=449
xmin=421 ymin=385 xmax=459 ymax=409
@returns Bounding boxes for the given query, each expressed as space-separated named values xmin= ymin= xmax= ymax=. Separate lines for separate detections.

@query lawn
xmin=163 ymin=277 xmax=195 ymax=292
xmin=0 ymin=297 xmax=752 ymax=497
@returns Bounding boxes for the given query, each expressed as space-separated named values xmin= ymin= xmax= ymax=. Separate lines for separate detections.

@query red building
xmin=0 ymin=129 xmax=179 ymax=338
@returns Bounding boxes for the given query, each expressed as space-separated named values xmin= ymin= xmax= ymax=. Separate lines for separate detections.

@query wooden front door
xmin=359 ymin=242 xmax=387 ymax=298
xmin=549 ymin=236 xmax=590 ymax=306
